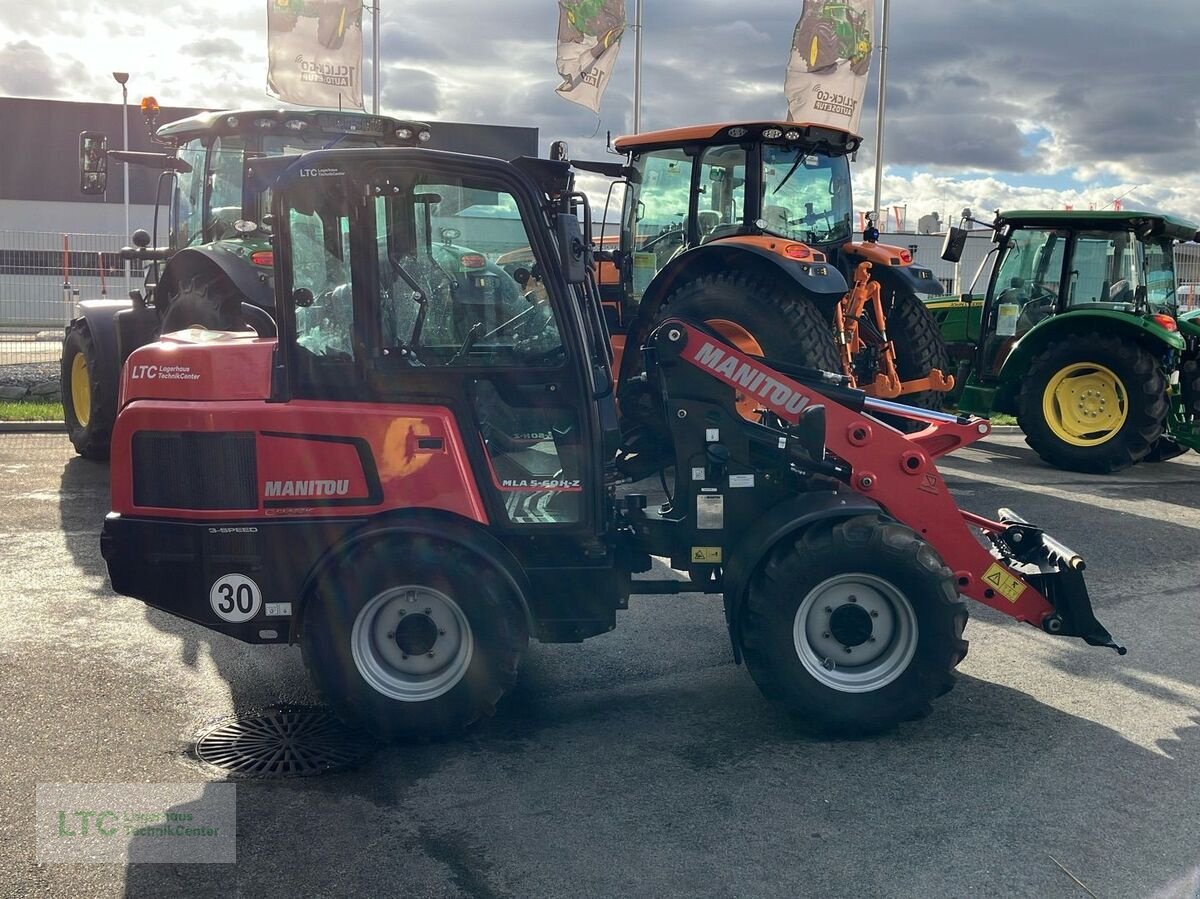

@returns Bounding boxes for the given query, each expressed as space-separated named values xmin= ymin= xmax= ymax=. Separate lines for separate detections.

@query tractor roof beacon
xmin=62 ymin=102 xmax=431 ymax=461
xmin=576 ymin=121 xmax=952 ymax=465
xmin=101 ymin=146 xmax=1125 ymax=743
xmin=934 ymin=209 xmax=1200 ymax=473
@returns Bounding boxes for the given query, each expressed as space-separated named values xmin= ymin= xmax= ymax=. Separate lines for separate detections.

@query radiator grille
xmin=132 ymin=431 xmax=258 ymax=510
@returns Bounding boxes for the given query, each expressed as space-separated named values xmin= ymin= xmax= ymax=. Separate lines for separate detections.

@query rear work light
xmin=783 ymin=244 xmax=812 ymax=260
xmin=1151 ymin=313 xmax=1177 ymax=332
xmin=459 ymin=254 xmax=487 ymax=269
xmin=250 ymin=251 xmax=274 ymax=267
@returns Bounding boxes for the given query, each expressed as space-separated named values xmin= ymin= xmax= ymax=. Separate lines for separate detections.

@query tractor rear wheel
xmin=739 ymin=515 xmax=968 ymax=735
xmin=301 ymin=537 xmax=527 ymax=741
xmin=1019 ymin=333 xmax=1167 ymax=473
xmin=60 ymin=320 xmax=114 ymax=460
xmin=317 ymin=4 xmax=350 ymax=49
xmin=886 ymin=288 xmax=951 ymax=413
xmin=794 ymin=18 xmax=839 ymax=71
xmin=160 ymin=276 xmax=247 ymax=334
xmin=658 ymin=272 xmax=841 ymax=387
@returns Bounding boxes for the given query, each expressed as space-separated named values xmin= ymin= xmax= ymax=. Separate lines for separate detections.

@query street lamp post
xmin=112 ymin=72 xmax=130 ymax=295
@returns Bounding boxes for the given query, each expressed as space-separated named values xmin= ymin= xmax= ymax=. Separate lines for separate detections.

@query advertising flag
xmin=785 ymin=0 xmax=874 ymax=134
xmin=555 ymin=0 xmax=626 ymax=113
xmin=267 ymin=0 xmax=365 ymax=109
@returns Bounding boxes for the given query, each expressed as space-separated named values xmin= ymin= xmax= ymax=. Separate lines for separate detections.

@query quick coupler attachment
xmin=995 ymin=508 xmax=1127 ymax=656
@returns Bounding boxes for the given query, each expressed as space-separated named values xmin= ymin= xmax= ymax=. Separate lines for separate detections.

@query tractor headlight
xmin=396 ymin=127 xmax=413 ymax=139
xmin=417 ymin=129 xmax=432 ymax=142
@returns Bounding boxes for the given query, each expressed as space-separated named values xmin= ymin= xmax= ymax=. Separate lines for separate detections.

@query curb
xmin=0 ymin=421 xmax=66 ymax=433
xmin=987 ymin=425 xmax=1023 ymax=434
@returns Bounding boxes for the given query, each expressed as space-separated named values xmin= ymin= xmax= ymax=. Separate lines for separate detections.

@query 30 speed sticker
xmin=209 ymin=574 xmax=262 ymax=623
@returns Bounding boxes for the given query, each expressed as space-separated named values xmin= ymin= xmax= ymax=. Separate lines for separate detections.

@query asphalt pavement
xmin=2 ymin=432 xmax=1199 ymax=898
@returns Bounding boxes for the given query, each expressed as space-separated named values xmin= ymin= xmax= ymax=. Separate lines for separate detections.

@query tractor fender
xmin=721 ymin=490 xmax=882 ymax=664
xmin=839 ymin=243 xmax=944 ymax=296
xmin=70 ymin=299 xmax=134 ymax=399
xmin=293 ymin=508 xmax=535 ymax=642
xmin=158 ymin=244 xmax=274 ymax=311
xmin=619 ymin=240 xmax=849 ymax=383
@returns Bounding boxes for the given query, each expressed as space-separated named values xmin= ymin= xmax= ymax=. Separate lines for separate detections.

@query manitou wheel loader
xmin=100 ymin=146 xmax=1123 ymax=741
xmin=934 ymin=210 xmax=1200 ymax=473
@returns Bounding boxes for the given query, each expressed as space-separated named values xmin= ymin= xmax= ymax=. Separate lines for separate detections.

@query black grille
xmin=132 ymin=431 xmax=258 ymax=510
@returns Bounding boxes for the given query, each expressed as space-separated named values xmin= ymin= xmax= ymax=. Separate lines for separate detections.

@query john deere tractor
xmin=793 ymin=1 xmax=873 ymax=75
xmin=933 ymin=210 xmax=1200 ymax=473
xmin=64 ymin=103 xmax=431 ymax=459
xmin=571 ymin=121 xmax=951 ymax=457
xmin=268 ymin=0 xmax=361 ymax=50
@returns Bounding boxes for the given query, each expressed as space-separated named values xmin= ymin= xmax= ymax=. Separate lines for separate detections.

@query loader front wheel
xmin=61 ymin=320 xmax=114 ymax=460
xmin=1018 ymin=334 xmax=1167 ymax=473
xmin=301 ymin=537 xmax=527 ymax=741
xmin=740 ymin=515 xmax=968 ymax=735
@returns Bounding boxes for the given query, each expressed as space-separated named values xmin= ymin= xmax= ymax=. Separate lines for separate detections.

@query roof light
xmin=250 ymin=250 xmax=274 ymax=267
xmin=783 ymin=243 xmax=812 ymax=260
xmin=1152 ymin=313 xmax=1178 ymax=332
xmin=762 ymin=127 xmax=783 ymax=139
xmin=396 ymin=126 xmax=413 ymax=139
xmin=254 ymin=118 xmax=275 ymax=129
xmin=417 ymin=129 xmax=432 ymax=142
xmin=139 ymin=96 xmax=159 ymax=115
xmin=785 ymin=129 xmax=801 ymax=141
xmin=285 ymin=119 xmax=307 ymax=131
xmin=225 ymin=115 xmax=239 ymax=127
xmin=728 ymin=127 xmax=748 ymax=139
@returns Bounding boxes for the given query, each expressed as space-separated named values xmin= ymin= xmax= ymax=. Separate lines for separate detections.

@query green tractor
xmin=65 ymin=103 xmax=431 ymax=459
xmin=793 ymin=1 xmax=872 ymax=75
xmin=932 ymin=210 xmax=1200 ymax=473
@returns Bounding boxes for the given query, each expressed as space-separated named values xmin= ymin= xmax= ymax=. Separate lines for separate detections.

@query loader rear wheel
xmin=301 ymin=537 xmax=527 ymax=741
xmin=886 ymin=287 xmax=951 ymax=413
xmin=1018 ymin=333 xmax=1167 ymax=473
xmin=61 ymin=321 xmax=114 ymax=460
xmin=160 ymin=276 xmax=247 ymax=334
xmin=740 ymin=515 xmax=967 ymax=736
xmin=658 ymin=272 xmax=842 ymax=388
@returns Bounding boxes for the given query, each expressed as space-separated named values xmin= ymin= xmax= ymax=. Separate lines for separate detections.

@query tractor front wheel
xmin=739 ymin=515 xmax=968 ymax=735
xmin=1019 ymin=333 xmax=1167 ymax=473
xmin=61 ymin=320 xmax=114 ymax=460
xmin=160 ymin=276 xmax=247 ymax=334
xmin=301 ymin=537 xmax=527 ymax=741
xmin=885 ymin=288 xmax=952 ymax=414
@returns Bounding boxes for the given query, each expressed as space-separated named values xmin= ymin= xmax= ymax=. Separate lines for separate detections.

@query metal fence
xmin=0 ymin=230 xmax=128 ymax=369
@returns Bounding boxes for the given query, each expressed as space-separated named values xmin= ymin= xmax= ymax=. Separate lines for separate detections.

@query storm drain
xmin=190 ymin=705 xmax=376 ymax=778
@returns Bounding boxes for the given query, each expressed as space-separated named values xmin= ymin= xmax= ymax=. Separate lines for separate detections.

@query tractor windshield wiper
xmin=771 ymin=150 xmax=806 ymax=197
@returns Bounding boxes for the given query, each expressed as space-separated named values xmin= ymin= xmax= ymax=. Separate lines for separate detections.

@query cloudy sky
xmin=2 ymin=0 xmax=1198 ymax=227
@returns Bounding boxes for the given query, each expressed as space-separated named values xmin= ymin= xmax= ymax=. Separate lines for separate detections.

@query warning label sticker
xmin=691 ymin=546 xmax=723 ymax=563
xmin=981 ymin=563 xmax=1027 ymax=603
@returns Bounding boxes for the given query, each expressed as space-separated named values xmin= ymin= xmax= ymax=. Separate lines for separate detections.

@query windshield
xmin=1143 ymin=236 xmax=1177 ymax=312
xmin=761 ymin=146 xmax=852 ymax=245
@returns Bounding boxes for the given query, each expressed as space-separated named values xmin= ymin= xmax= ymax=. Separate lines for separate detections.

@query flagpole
xmin=872 ymin=0 xmax=889 ymax=227
xmin=371 ymin=1 xmax=381 ymax=113
xmin=632 ymin=0 xmax=643 ymax=133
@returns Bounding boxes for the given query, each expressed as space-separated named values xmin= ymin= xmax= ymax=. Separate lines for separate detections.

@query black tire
xmin=739 ymin=515 xmax=968 ymax=736
xmin=1018 ymin=333 xmax=1168 ymax=474
xmin=886 ymin=287 xmax=952 ymax=413
xmin=317 ymin=5 xmax=349 ymax=50
xmin=301 ymin=536 xmax=527 ymax=741
xmin=658 ymin=272 xmax=841 ymax=375
xmin=794 ymin=19 xmax=839 ymax=71
xmin=1146 ymin=358 xmax=1200 ymax=461
xmin=60 ymin=320 xmax=114 ymax=460
xmin=160 ymin=276 xmax=247 ymax=334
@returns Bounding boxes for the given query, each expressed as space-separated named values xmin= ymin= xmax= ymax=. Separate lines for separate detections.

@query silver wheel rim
xmin=792 ymin=572 xmax=918 ymax=693
xmin=351 ymin=585 xmax=473 ymax=702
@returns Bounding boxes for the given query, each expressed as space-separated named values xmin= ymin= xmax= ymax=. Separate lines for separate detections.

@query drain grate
xmin=191 ymin=705 xmax=376 ymax=778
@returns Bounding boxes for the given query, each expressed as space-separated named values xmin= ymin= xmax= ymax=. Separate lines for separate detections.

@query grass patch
xmin=988 ymin=413 xmax=1018 ymax=426
xmin=0 ymin=399 xmax=64 ymax=421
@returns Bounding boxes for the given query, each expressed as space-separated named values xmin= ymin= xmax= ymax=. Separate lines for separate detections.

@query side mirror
xmin=131 ymin=229 xmax=151 ymax=248
xmin=79 ymin=131 xmax=108 ymax=195
xmin=549 ymin=140 xmax=568 ymax=162
xmin=941 ymin=226 xmax=968 ymax=263
xmin=556 ymin=213 xmax=587 ymax=284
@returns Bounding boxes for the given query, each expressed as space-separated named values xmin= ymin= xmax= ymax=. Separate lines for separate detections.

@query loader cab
xmin=971 ymin=212 xmax=1188 ymax=379
xmin=269 ymin=148 xmax=617 ymax=535
xmin=612 ymin=122 xmax=860 ymax=318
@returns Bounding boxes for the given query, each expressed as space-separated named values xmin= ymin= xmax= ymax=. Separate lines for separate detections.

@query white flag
xmin=267 ymin=0 xmax=364 ymax=110
xmin=785 ymin=0 xmax=874 ymax=134
xmin=555 ymin=0 xmax=626 ymax=113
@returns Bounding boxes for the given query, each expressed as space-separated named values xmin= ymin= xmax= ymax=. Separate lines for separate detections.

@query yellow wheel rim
xmin=708 ymin=319 xmax=765 ymax=421
xmin=809 ymin=35 xmax=821 ymax=67
xmin=1042 ymin=361 xmax=1128 ymax=446
xmin=70 ymin=352 xmax=91 ymax=427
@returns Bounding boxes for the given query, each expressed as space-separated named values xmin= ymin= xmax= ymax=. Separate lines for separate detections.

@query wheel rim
xmin=351 ymin=585 xmax=473 ymax=702
xmin=793 ymin=573 xmax=919 ymax=693
xmin=707 ymin=318 xmax=765 ymax=420
xmin=1042 ymin=362 xmax=1128 ymax=446
xmin=70 ymin=353 xmax=91 ymax=427
xmin=809 ymin=35 xmax=821 ymax=67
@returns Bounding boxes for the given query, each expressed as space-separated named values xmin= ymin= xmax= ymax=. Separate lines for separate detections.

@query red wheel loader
xmin=100 ymin=146 xmax=1123 ymax=741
